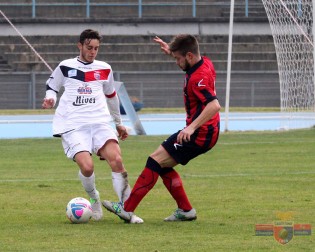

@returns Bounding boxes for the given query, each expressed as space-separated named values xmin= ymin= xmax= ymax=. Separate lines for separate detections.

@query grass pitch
xmin=0 ymin=129 xmax=314 ymax=251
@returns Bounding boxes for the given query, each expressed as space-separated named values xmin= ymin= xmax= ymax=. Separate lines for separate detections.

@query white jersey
xmin=46 ymin=57 xmax=116 ymax=136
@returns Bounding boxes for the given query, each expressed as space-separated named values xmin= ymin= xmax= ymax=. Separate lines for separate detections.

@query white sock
xmin=78 ymin=170 xmax=99 ymax=200
xmin=112 ymin=171 xmax=131 ymax=203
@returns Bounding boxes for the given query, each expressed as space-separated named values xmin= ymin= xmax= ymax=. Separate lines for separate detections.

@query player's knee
xmin=79 ymin=161 xmax=94 ymax=177
xmin=80 ymin=165 xmax=94 ymax=177
xmin=108 ymin=155 xmax=124 ymax=172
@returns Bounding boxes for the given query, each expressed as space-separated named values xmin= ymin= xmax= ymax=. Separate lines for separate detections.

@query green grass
xmin=0 ymin=130 xmax=314 ymax=251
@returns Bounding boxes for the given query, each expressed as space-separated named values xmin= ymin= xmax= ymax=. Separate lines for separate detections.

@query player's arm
xmin=177 ymin=99 xmax=220 ymax=144
xmin=186 ymin=99 xmax=220 ymax=131
xmin=42 ymin=65 xmax=63 ymax=109
xmin=178 ymin=100 xmax=220 ymax=144
xmin=153 ymin=36 xmax=171 ymax=55
xmin=106 ymin=93 xmax=128 ymax=141
xmin=42 ymin=86 xmax=57 ymax=109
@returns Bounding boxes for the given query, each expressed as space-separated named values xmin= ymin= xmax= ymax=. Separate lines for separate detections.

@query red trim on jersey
xmin=194 ymin=122 xmax=220 ymax=148
xmin=85 ymin=69 xmax=111 ymax=82
xmin=105 ymin=91 xmax=116 ymax=98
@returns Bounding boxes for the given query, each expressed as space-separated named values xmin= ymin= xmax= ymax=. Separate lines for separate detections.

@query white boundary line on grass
xmin=185 ymin=171 xmax=315 ymax=178
xmin=1 ymin=171 xmax=315 ymax=183
xmin=219 ymin=140 xmax=315 ymax=145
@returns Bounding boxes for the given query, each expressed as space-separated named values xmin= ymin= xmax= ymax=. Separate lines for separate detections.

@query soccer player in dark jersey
xmin=103 ymin=34 xmax=221 ymax=223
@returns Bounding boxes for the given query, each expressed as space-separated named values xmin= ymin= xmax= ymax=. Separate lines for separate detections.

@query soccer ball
xmin=66 ymin=197 xmax=93 ymax=224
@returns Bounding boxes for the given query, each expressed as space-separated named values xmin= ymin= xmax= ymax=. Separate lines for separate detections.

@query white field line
xmin=184 ymin=171 xmax=315 ymax=178
xmin=126 ymin=139 xmax=315 ymax=145
xmin=218 ymin=140 xmax=315 ymax=145
xmin=1 ymin=171 xmax=314 ymax=183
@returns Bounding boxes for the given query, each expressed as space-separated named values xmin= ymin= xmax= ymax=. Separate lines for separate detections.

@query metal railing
xmin=0 ymin=71 xmax=280 ymax=109
xmin=0 ymin=0 xmax=251 ymax=19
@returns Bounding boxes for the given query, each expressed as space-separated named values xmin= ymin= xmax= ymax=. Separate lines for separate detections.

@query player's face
xmin=78 ymin=39 xmax=100 ymax=63
xmin=172 ymin=51 xmax=190 ymax=72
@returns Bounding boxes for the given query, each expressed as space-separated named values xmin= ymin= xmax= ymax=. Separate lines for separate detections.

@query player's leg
xmin=159 ymin=168 xmax=192 ymax=211
xmin=160 ymin=168 xmax=196 ymax=221
xmin=102 ymin=144 xmax=176 ymax=223
xmin=76 ymin=152 xmax=103 ymax=221
xmin=121 ymin=144 xmax=176 ymax=211
xmin=123 ymin=155 xmax=166 ymax=211
xmin=100 ymin=144 xmax=144 ymax=223
xmin=94 ymin=125 xmax=142 ymax=222
xmin=102 ymin=156 xmax=162 ymax=223
xmin=93 ymin=124 xmax=132 ymax=205
xmin=161 ymin=125 xmax=220 ymax=221
xmin=157 ymin=132 xmax=202 ymax=221
xmin=97 ymin=140 xmax=131 ymax=203
xmin=62 ymin=128 xmax=103 ymax=221
xmin=75 ymin=152 xmax=97 ymax=197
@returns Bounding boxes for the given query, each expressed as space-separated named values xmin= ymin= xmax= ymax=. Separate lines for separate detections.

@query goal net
xmin=262 ymin=0 xmax=315 ymax=129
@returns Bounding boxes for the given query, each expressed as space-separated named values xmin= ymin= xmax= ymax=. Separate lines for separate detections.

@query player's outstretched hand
xmin=153 ymin=36 xmax=171 ymax=55
xmin=42 ymin=98 xmax=55 ymax=109
xmin=116 ymin=125 xmax=128 ymax=141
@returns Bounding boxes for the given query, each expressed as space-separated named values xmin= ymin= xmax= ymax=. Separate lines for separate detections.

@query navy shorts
xmin=161 ymin=131 xmax=211 ymax=165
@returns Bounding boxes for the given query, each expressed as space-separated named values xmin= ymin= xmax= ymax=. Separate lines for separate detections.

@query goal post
xmin=262 ymin=0 xmax=315 ymax=129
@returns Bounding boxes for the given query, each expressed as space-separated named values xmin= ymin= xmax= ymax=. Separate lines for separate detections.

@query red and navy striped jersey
xmin=184 ymin=56 xmax=220 ymax=148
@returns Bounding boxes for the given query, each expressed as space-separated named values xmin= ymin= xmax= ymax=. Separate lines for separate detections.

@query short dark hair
xmin=79 ymin=29 xmax=102 ymax=44
xmin=169 ymin=34 xmax=199 ymax=56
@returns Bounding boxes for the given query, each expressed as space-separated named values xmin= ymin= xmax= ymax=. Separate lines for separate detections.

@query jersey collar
xmin=186 ymin=57 xmax=204 ymax=75
xmin=76 ymin=56 xmax=93 ymax=65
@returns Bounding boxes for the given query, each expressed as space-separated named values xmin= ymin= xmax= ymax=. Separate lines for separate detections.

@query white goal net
xmin=262 ymin=0 xmax=315 ymax=129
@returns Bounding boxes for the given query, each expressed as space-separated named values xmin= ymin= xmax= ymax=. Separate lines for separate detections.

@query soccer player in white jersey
xmin=42 ymin=29 xmax=137 ymax=221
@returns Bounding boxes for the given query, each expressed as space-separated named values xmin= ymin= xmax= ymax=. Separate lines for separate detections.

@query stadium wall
xmin=0 ymin=1 xmax=280 ymax=109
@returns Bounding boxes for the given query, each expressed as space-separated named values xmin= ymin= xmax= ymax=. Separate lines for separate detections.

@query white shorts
xmin=61 ymin=124 xmax=118 ymax=159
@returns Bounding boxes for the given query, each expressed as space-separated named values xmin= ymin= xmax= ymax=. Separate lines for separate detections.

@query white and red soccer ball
xmin=66 ymin=197 xmax=93 ymax=224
